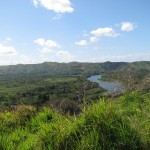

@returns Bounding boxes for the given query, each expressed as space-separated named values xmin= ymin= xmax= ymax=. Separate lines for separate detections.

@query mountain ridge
xmin=0 ymin=61 xmax=149 ymax=77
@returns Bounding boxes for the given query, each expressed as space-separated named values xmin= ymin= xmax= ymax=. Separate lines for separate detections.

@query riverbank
xmin=87 ymin=75 xmax=124 ymax=94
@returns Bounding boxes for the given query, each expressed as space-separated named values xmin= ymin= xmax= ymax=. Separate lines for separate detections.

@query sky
xmin=0 ymin=0 xmax=150 ymax=65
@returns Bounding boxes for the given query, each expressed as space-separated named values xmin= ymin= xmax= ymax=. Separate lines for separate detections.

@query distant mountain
xmin=116 ymin=61 xmax=150 ymax=71
xmin=0 ymin=61 xmax=149 ymax=78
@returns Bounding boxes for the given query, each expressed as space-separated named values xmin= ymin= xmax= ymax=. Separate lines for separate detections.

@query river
xmin=87 ymin=75 xmax=124 ymax=94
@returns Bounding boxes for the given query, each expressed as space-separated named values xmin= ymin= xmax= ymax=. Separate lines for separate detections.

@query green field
xmin=44 ymin=77 xmax=77 ymax=83
xmin=0 ymin=77 xmax=77 ymax=94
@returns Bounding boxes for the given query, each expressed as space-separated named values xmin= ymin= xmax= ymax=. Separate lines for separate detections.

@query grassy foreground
xmin=0 ymin=92 xmax=149 ymax=150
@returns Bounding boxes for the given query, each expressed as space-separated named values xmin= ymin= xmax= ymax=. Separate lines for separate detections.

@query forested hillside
xmin=0 ymin=61 xmax=149 ymax=76
xmin=0 ymin=61 xmax=149 ymax=109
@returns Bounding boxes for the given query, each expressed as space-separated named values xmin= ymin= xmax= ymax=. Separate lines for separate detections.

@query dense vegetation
xmin=0 ymin=61 xmax=149 ymax=149
xmin=0 ymin=77 xmax=105 ymax=114
xmin=0 ymin=92 xmax=149 ymax=149
xmin=0 ymin=61 xmax=149 ymax=107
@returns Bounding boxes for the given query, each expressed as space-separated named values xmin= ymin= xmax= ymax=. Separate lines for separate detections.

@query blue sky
xmin=0 ymin=0 xmax=150 ymax=65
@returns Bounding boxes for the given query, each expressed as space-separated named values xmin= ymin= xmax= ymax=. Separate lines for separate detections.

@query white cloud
xmin=33 ymin=38 xmax=74 ymax=62
xmin=91 ymin=27 xmax=119 ymax=37
xmin=0 ymin=44 xmax=17 ymax=56
xmin=34 ymin=38 xmax=60 ymax=48
xmin=32 ymin=0 xmax=74 ymax=13
xmin=34 ymin=38 xmax=60 ymax=53
xmin=75 ymin=40 xmax=88 ymax=46
xmin=56 ymin=50 xmax=74 ymax=62
xmin=76 ymin=22 xmax=136 ymax=47
xmin=76 ymin=27 xmax=118 ymax=46
xmin=121 ymin=22 xmax=136 ymax=31
xmin=90 ymin=36 xmax=97 ymax=42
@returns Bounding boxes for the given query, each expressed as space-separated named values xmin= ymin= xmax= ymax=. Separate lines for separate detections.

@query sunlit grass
xmin=0 ymin=92 xmax=149 ymax=149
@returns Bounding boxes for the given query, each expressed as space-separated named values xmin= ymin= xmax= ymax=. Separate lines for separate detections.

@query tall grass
xmin=0 ymin=92 xmax=149 ymax=150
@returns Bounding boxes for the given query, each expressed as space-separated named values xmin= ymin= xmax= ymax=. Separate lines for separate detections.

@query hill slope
xmin=0 ymin=92 xmax=149 ymax=150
